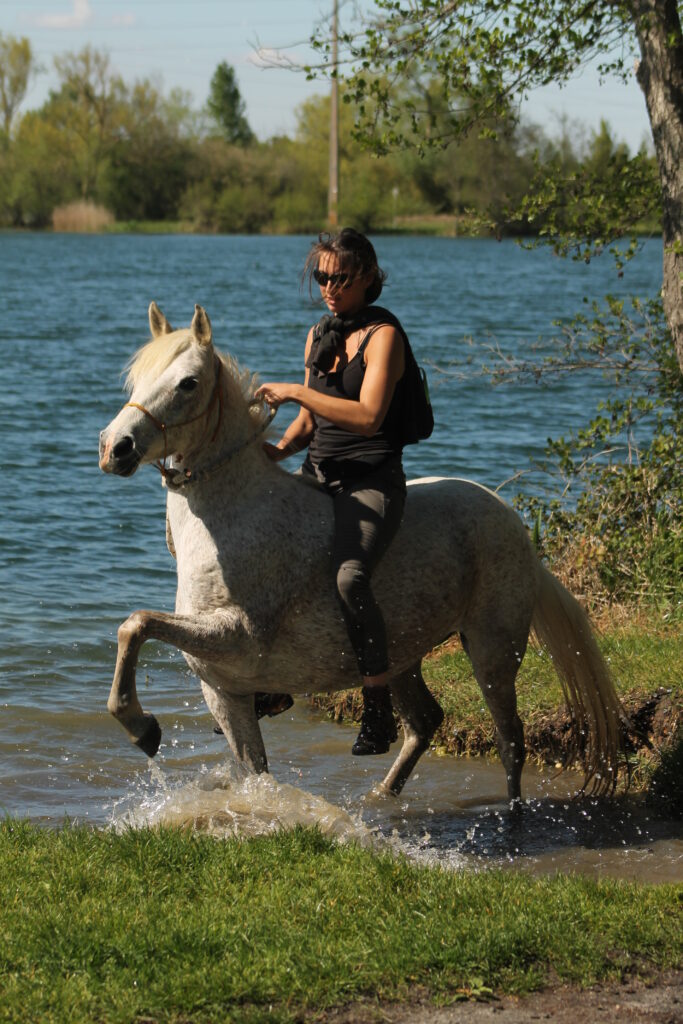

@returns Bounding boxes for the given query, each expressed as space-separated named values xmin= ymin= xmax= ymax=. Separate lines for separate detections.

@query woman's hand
xmin=254 ymin=382 xmax=301 ymax=410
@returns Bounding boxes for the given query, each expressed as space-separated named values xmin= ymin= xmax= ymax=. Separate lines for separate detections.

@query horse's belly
xmin=168 ymin=475 xmax=535 ymax=694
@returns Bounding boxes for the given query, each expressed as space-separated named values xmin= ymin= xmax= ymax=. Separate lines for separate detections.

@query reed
xmin=52 ymin=200 xmax=115 ymax=232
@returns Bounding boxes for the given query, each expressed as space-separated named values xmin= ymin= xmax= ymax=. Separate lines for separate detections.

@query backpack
xmin=399 ymin=336 xmax=434 ymax=446
xmin=359 ymin=309 xmax=434 ymax=447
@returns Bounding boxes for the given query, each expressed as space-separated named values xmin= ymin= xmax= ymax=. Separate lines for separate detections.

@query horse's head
xmin=99 ymin=302 xmax=220 ymax=477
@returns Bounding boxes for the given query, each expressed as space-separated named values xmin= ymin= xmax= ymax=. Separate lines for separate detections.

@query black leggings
xmin=322 ymin=459 xmax=407 ymax=677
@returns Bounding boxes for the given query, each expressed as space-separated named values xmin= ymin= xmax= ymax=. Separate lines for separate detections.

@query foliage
xmin=0 ymin=822 xmax=679 ymax=1022
xmin=1 ymin=44 xmax=658 ymax=235
xmin=0 ymin=33 xmax=40 ymax=136
xmin=206 ymin=60 xmax=254 ymax=146
xmin=313 ymin=0 xmax=636 ymax=153
xmin=48 ymin=47 xmax=129 ymax=201
xmin=500 ymin=121 xmax=661 ymax=266
xmin=101 ymin=82 xmax=196 ymax=221
xmin=311 ymin=0 xmax=683 ymax=374
xmin=507 ymin=296 xmax=683 ymax=609
xmin=1 ymin=110 xmax=79 ymax=225
xmin=310 ymin=3 xmax=663 ymax=254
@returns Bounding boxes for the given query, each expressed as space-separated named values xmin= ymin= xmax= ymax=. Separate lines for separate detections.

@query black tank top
xmin=304 ymin=306 xmax=406 ymax=482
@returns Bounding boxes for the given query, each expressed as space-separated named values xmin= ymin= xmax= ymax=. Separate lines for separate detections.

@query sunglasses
xmin=313 ymin=268 xmax=350 ymax=289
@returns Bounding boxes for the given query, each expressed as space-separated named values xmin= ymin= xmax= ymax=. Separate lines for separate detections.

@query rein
xmin=163 ymin=401 xmax=276 ymax=490
xmin=124 ymin=358 xmax=275 ymax=489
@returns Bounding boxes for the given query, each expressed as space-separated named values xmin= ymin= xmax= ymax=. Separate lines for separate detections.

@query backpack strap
xmin=356 ymin=322 xmax=392 ymax=362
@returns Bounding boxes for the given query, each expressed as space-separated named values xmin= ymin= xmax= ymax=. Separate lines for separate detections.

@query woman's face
xmin=316 ymin=251 xmax=372 ymax=316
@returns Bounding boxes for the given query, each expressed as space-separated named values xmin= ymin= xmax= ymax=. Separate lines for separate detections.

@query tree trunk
xmin=633 ymin=0 xmax=683 ymax=374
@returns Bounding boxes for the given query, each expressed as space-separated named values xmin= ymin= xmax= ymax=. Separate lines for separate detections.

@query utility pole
xmin=328 ymin=0 xmax=339 ymax=228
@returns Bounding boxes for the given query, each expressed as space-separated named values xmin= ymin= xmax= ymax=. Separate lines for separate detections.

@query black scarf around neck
xmin=306 ymin=308 xmax=372 ymax=375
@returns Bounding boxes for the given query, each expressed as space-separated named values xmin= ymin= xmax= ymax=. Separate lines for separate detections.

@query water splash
xmin=109 ymin=759 xmax=378 ymax=847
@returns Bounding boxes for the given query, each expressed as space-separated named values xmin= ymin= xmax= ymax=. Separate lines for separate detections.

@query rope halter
xmin=123 ymin=357 xmax=275 ymax=488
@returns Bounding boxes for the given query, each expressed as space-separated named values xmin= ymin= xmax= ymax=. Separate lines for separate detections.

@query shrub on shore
xmin=51 ymin=200 xmax=114 ymax=232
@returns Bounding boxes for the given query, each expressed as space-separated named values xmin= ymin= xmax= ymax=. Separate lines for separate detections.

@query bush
xmin=214 ymin=184 xmax=271 ymax=233
xmin=52 ymin=200 xmax=114 ymax=232
xmin=513 ymin=296 xmax=682 ymax=612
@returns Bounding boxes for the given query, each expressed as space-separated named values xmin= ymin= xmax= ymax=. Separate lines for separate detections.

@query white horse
xmin=98 ymin=303 xmax=625 ymax=801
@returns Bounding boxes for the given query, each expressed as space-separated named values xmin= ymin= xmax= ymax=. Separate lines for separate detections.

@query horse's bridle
xmin=123 ymin=357 xmax=275 ymax=488
xmin=124 ymin=358 xmax=224 ymax=484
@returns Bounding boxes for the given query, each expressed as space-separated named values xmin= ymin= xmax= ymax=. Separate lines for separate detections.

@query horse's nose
xmin=113 ymin=436 xmax=135 ymax=459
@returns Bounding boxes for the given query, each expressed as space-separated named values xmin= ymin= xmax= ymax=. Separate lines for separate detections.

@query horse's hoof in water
xmin=362 ymin=783 xmax=397 ymax=804
xmin=134 ymin=715 xmax=162 ymax=757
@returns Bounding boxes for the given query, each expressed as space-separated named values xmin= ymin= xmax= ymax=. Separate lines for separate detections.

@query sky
xmin=2 ymin=0 xmax=653 ymax=153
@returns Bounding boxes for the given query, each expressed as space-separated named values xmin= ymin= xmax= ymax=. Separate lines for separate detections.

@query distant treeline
xmin=0 ymin=45 xmax=660 ymax=235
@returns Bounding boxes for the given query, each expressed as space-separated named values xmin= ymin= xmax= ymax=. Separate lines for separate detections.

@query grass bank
xmin=316 ymin=618 xmax=682 ymax=795
xmin=0 ymin=822 xmax=680 ymax=1024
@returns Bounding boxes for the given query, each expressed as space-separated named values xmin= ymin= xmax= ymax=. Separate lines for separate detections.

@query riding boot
xmin=351 ymin=686 xmax=398 ymax=756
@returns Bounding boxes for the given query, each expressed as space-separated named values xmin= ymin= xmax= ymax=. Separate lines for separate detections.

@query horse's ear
xmin=191 ymin=304 xmax=212 ymax=346
xmin=149 ymin=301 xmax=173 ymax=337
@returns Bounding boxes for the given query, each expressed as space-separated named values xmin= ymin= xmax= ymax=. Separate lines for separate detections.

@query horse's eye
xmin=178 ymin=377 xmax=198 ymax=392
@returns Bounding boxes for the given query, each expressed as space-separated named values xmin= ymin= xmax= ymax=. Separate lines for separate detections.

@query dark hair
xmin=303 ymin=227 xmax=387 ymax=305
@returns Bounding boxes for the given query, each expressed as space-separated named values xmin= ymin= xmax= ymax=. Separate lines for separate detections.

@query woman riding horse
xmin=255 ymin=228 xmax=413 ymax=756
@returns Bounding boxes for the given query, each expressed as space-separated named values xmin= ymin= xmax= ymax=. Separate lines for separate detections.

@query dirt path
xmin=316 ymin=971 xmax=682 ymax=1023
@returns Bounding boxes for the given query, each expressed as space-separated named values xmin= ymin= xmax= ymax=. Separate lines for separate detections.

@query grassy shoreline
xmin=0 ymin=823 xmax=680 ymax=1024
xmin=3 ymin=220 xmax=663 ymax=238
xmin=1 ymin=617 xmax=679 ymax=1023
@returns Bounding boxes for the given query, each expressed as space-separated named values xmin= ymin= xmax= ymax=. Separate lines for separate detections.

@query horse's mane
xmin=124 ymin=330 xmax=270 ymax=429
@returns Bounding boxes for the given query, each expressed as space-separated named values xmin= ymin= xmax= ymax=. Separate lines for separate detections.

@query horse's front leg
xmin=108 ymin=608 xmax=252 ymax=759
xmin=200 ymin=682 xmax=267 ymax=774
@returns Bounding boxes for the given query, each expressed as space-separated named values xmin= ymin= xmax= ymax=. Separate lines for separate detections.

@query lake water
xmin=1 ymin=232 xmax=679 ymax=881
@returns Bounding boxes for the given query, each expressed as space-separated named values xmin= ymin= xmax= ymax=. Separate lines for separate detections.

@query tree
xmin=207 ymin=62 xmax=254 ymax=145
xmin=102 ymin=81 xmax=196 ymax=221
xmin=1 ymin=111 xmax=77 ymax=225
xmin=315 ymin=0 xmax=683 ymax=373
xmin=47 ymin=47 xmax=128 ymax=199
xmin=0 ymin=33 xmax=40 ymax=136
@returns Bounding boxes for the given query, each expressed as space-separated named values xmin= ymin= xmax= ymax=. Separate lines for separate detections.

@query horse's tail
xmin=531 ymin=562 xmax=627 ymax=795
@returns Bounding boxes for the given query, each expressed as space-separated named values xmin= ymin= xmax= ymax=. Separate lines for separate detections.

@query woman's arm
xmin=263 ymin=406 xmax=315 ymax=462
xmin=256 ymin=325 xmax=404 ymax=438
xmin=262 ymin=329 xmax=316 ymax=462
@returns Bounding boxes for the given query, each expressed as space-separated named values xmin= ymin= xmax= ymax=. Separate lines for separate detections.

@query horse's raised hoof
xmin=133 ymin=715 xmax=162 ymax=757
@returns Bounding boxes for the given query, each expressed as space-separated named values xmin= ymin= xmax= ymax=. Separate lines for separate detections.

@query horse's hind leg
xmin=463 ymin=628 xmax=527 ymax=804
xmin=380 ymin=662 xmax=444 ymax=796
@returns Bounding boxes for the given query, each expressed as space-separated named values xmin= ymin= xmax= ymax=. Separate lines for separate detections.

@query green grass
xmin=321 ymin=624 xmax=682 ymax=772
xmin=0 ymin=823 xmax=680 ymax=1024
xmin=102 ymin=220 xmax=196 ymax=234
xmin=424 ymin=626 xmax=682 ymax=753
